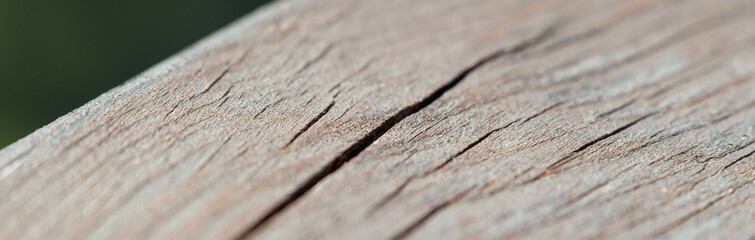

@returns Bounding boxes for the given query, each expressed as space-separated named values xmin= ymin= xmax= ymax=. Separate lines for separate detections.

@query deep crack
xmin=233 ymin=25 xmax=555 ymax=239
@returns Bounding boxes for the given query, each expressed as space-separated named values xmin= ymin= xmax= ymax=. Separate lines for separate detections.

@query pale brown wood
xmin=1 ymin=0 xmax=754 ymax=239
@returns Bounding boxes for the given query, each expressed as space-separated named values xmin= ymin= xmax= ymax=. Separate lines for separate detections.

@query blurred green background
xmin=0 ymin=0 xmax=270 ymax=148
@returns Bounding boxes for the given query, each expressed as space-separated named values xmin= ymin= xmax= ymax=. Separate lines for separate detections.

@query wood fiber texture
xmin=1 ymin=0 xmax=754 ymax=239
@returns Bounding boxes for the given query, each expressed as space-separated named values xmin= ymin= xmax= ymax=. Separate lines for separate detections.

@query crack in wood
xmin=559 ymin=162 xmax=638 ymax=209
xmin=165 ymin=49 xmax=251 ymax=119
xmin=201 ymin=48 xmax=251 ymax=95
xmin=233 ymin=25 xmax=557 ymax=239
xmin=201 ymin=68 xmax=230 ymax=95
xmin=430 ymin=121 xmax=517 ymax=173
xmin=509 ymin=3 xmax=752 ymax=106
xmin=518 ymin=101 xmax=563 ymax=126
xmin=722 ymin=148 xmax=755 ymax=170
xmin=370 ymin=120 xmax=517 ymax=213
xmin=370 ymin=176 xmax=415 ymax=213
xmin=596 ymin=99 xmax=636 ymax=119
xmin=328 ymin=58 xmax=373 ymax=94
xmin=390 ymin=187 xmax=474 ymax=240
xmin=254 ymin=98 xmax=284 ymax=119
xmin=700 ymin=138 xmax=755 ymax=164
xmin=194 ymin=135 xmax=234 ymax=175
xmin=218 ymin=85 xmax=235 ymax=106
xmin=522 ymin=112 xmax=656 ymax=184
xmin=285 ymin=100 xmax=335 ymax=147
xmin=297 ymin=44 xmax=334 ymax=75
xmin=650 ymin=182 xmax=748 ymax=238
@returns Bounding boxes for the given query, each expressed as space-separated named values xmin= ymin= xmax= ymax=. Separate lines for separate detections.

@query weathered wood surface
xmin=1 ymin=0 xmax=755 ymax=239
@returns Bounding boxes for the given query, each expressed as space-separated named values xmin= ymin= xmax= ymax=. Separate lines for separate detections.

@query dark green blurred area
xmin=0 ymin=0 xmax=270 ymax=148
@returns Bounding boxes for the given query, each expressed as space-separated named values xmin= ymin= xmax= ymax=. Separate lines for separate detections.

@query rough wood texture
xmin=1 ymin=0 xmax=754 ymax=239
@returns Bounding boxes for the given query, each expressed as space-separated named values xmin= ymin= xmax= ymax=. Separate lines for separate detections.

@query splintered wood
xmin=1 ymin=0 xmax=754 ymax=239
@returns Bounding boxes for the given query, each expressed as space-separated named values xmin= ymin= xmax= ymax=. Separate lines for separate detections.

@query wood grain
xmin=1 ymin=0 xmax=754 ymax=239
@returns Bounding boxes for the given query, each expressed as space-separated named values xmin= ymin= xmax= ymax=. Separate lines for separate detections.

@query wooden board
xmin=1 ymin=0 xmax=754 ymax=239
